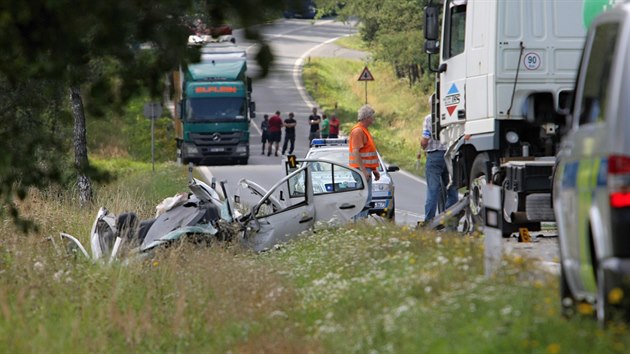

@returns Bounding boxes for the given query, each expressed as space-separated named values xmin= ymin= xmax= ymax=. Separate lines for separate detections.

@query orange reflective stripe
xmin=348 ymin=124 xmax=379 ymax=169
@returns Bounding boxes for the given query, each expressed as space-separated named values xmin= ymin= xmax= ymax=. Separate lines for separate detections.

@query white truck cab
xmin=423 ymin=0 xmax=599 ymax=236
xmin=553 ymin=1 xmax=630 ymax=326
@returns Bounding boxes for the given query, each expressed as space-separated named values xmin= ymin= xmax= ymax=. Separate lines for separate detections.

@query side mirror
xmin=387 ymin=165 xmax=400 ymax=173
xmin=424 ymin=5 xmax=440 ymax=41
xmin=176 ymin=100 xmax=183 ymax=119
xmin=249 ymin=101 xmax=256 ymax=118
xmin=247 ymin=77 xmax=253 ymax=93
xmin=424 ymin=40 xmax=439 ymax=55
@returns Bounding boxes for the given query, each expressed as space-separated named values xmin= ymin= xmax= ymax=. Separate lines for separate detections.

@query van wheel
xmin=597 ymin=267 xmax=612 ymax=327
xmin=560 ymin=263 xmax=576 ymax=318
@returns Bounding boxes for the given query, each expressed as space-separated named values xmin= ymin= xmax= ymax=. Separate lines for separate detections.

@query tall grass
xmin=1 ymin=162 xmax=630 ymax=352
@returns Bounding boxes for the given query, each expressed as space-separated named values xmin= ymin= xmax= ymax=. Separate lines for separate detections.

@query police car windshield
xmin=308 ymin=149 xmax=384 ymax=172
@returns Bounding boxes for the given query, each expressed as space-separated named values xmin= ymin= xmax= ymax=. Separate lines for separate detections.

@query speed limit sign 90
xmin=523 ymin=52 xmax=541 ymax=70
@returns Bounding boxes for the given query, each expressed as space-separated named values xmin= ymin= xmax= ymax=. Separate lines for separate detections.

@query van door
xmin=557 ymin=19 xmax=621 ymax=295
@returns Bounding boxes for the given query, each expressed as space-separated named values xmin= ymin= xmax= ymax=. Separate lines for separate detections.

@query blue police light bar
xmin=310 ymin=138 xmax=349 ymax=147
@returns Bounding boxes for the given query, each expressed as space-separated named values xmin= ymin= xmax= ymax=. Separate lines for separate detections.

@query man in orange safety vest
xmin=349 ymin=104 xmax=380 ymax=218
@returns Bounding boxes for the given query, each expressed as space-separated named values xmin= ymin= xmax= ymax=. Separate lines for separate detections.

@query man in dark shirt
xmin=282 ymin=112 xmax=297 ymax=155
xmin=308 ymin=107 xmax=321 ymax=146
xmin=267 ymin=111 xmax=283 ymax=156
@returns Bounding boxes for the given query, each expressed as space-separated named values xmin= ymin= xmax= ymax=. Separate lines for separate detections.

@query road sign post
xmin=143 ymin=102 xmax=163 ymax=172
xmin=357 ymin=66 xmax=375 ymax=104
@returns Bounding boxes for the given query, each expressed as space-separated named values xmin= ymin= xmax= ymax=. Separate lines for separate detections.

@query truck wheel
xmin=468 ymin=153 xmax=490 ymax=228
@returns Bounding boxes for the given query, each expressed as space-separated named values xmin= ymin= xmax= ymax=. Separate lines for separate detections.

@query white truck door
xmin=439 ymin=0 xmax=467 ymax=127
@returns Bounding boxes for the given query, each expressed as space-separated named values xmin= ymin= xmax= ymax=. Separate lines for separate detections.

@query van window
xmin=578 ymin=22 xmax=619 ymax=125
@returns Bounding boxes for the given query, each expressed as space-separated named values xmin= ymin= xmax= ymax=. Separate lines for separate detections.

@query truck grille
xmin=190 ymin=132 xmax=242 ymax=146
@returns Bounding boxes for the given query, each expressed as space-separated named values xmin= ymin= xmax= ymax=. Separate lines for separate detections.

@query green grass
xmin=1 ymin=162 xmax=630 ymax=353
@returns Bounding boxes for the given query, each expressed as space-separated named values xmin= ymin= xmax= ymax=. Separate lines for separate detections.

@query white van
xmin=553 ymin=1 xmax=630 ymax=325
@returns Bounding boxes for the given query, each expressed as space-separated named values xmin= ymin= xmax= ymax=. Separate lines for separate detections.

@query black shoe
xmin=267 ymin=151 xmax=271 ymax=156
xmin=261 ymin=151 xmax=264 ymax=155
xmin=275 ymin=152 xmax=278 ymax=156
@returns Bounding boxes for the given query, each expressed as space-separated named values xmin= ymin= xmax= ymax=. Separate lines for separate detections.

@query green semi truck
xmin=174 ymin=43 xmax=255 ymax=165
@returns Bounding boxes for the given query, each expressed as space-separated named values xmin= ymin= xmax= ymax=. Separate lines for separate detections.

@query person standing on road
xmin=328 ymin=114 xmax=340 ymax=138
xmin=308 ymin=107 xmax=321 ymax=145
xmin=282 ymin=112 xmax=297 ymax=155
xmin=260 ymin=114 xmax=270 ymax=155
xmin=349 ymin=104 xmax=380 ymax=219
xmin=267 ymin=111 xmax=283 ymax=156
xmin=419 ymin=104 xmax=458 ymax=224
xmin=321 ymin=114 xmax=330 ymax=139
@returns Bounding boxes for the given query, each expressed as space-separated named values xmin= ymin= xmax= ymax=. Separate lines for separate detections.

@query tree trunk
xmin=70 ymin=85 xmax=92 ymax=207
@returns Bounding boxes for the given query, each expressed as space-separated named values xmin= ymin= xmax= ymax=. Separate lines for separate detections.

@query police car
xmin=306 ymin=138 xmax=399 ymax=219
xmin=553 ymin=1 xmax=630 ymax=326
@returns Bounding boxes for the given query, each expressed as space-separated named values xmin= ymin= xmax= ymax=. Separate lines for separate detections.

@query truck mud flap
xmin=428 ymin=195 xmax=469 ymax=230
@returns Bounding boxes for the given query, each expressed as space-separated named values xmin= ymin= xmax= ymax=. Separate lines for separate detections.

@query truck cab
xmin=553 ymin=1 xmax=630 ymax=326
xmin=423 ymin=0 xmax=588 ymax=235
xmin=175 ymin=42 xmax=255 ymax=165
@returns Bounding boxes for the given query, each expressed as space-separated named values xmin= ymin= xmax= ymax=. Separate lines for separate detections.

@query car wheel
xmin=560 ymin=263 xmax=576 ymax=318
xmin=387 ymin=200 xmax=395 ymax=221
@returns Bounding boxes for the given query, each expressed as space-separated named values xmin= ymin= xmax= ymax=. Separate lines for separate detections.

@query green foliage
xmin=318 ymin=0 xmax=434 ymax=89
xmin=0 ymin=0 xmax=286 ymax=229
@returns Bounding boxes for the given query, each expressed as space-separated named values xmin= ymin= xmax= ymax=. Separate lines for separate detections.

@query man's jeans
xmin=424 ymin=150 xmax=458 ymax=221
xmin=282 ymin=134 xmax=295 ymax=154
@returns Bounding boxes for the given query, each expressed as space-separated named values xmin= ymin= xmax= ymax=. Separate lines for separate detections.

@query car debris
xmin=59 ymin=158 xmax=368 ymax=261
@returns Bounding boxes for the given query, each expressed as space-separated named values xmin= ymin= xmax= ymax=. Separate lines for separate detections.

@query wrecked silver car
xmin=60 ymin=158 xmax=369 ymax=260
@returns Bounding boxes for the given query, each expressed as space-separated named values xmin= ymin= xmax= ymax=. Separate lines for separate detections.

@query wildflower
xmin=577 ymin=302 xmax=594 ymax=315
xmin=409 ymin=258 xmax=416 ymax=265
xmin=152 ymin=260 xmax=159 ymax=267
xmin=608 ymin=287 xmax=624 ymax=305
xmin=547 ymin=343 xmax=561 ymax=354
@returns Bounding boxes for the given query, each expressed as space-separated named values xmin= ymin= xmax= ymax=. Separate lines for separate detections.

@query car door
xmin=241 ymin=164 xmax=315 ymax=252
xmin=242 ymin=160 xmax=367 ymax=252
xmin=308 ymin=160 xmax=368 ymax=223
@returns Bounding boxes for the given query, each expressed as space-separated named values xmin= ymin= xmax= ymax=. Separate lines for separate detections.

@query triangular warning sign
xmin=358 ymin=66 xmax=374 ymax=81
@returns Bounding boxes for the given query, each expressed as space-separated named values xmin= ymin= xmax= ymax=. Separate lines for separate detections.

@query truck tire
xmin=526 ymin=193 xmax=555 ymax=222
xmin=468 ymin=152 xmax=490 ymax=227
